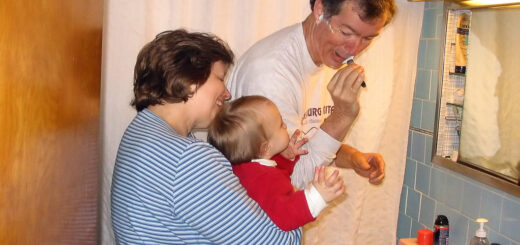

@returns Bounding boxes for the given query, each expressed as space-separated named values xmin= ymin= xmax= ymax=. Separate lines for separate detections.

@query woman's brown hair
xmin=131 ymin=29 xmax=234 ymax=111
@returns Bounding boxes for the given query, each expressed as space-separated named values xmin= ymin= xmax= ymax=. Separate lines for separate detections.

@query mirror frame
xmin=432 ymin=1 xmax=520 ymax=198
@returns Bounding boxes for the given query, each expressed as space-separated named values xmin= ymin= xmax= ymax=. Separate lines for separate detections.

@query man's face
xmin=315 ymin=2 xmax=387 ymax=68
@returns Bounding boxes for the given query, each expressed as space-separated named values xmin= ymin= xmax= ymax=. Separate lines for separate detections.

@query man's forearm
xmin=334 ymin=144 xmax=361 ymax=169
xmin=291 ymin=129 xmax=341 ymax=189
xmin=320 ymin=110 xmax=359 ymax=169
xmin=320 ymin=111 xmax=356 ymax=141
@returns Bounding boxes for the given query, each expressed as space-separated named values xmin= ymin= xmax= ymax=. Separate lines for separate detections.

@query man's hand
xmin=350 ymin=151 xmax=385 ymax=184
xmin=321 ymin=64 xmax=365 ymax=142
xmin=335 ymin=144 xmax=385 ymax=184
xmin=327 ymin=64 xmax=365 ymax=121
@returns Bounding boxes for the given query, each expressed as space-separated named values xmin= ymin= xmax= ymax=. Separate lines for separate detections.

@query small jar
xmin=417 ymin=228 xmax=433 ymax=245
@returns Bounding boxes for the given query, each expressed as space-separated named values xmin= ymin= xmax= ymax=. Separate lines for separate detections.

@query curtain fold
xmin=101 ymin=1 xmax=424 ymax=244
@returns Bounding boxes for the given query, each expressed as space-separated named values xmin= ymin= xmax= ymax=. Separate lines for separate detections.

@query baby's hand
xmin=280 ymin=129 xmax=308 ymax=160
xmin=312 ymin=166 xmax=345 ymax=202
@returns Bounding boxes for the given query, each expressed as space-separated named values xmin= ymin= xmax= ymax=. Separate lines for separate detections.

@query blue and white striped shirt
xmin=111 ymin=109 xmax=301 ymax=244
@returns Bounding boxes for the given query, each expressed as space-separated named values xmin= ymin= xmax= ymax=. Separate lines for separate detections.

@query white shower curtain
xmin=101 ymin=1 xmax=424 ymax=244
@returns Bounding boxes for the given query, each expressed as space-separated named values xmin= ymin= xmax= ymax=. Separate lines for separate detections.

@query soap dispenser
xmin=469 ymin=218 xmax=489 ymax=245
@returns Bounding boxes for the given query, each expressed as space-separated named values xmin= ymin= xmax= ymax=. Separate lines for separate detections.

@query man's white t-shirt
xmin=227 ymin=23 xmax=342 ymax=189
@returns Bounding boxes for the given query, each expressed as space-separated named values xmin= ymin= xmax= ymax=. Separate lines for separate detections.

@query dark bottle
xmin=434 ymin=215 xmax=449 ymax=245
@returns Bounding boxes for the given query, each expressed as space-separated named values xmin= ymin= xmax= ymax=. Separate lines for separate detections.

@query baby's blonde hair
xmin=208 ymin=95 xmax=273 ymax=164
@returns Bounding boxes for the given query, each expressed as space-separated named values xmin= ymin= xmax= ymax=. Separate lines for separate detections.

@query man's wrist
xmin=321 ymin=112 xmax=355 ymax=141
xmin=327 ymin=110 xmax=356 ymax=125
xmin=335 ymin=144 xmax=360 ymax=169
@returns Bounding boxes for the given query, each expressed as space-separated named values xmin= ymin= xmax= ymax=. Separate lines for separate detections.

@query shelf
xmin=449 ymin=72 xmax=466 ymax=77
xmin=445 ymin=116 xmax=462 ymax=121
xmin=447 ymin=102 xmax=463 ymax=107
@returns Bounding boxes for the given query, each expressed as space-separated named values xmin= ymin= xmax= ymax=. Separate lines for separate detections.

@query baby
xmin=208 ymin=95 xmax=344 ymax=231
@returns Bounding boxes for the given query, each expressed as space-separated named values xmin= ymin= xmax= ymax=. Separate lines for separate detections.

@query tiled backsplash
xmin=397 ymin=2 xmax=520 ymax=245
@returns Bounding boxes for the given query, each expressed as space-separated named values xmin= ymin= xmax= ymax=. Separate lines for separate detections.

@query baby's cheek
xmin=284 ymin=132 xmax=290 ymax=144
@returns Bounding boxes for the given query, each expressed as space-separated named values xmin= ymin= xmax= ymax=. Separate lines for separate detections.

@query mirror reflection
xmin=434 ymin=3 xmax=520 ymax=192
xmin=459 ymin=7 xmax=520 ymax=181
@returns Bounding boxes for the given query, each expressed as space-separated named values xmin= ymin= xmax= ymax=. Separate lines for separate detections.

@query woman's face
xmin=190 ymin=61 xmax=231 ymax=129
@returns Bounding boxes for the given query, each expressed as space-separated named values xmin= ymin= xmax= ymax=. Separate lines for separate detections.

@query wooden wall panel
xmin=0 ymin=0 xmax=102 ymax=244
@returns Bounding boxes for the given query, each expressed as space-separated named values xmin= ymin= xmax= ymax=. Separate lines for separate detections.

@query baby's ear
xmin=259 ymin=141 xmax=271 ymax=157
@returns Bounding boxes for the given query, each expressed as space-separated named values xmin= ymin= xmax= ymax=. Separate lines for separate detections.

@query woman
xmin=110 ymin=29 xmax=301 ymax=244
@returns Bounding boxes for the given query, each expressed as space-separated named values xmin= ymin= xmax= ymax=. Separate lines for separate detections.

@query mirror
xmin=459 ymin=6 xmax=520 ymax=181
xmin=433 ymin=1 xmax=520 ymax=197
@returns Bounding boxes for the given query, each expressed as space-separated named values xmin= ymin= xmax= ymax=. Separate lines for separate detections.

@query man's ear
xmin=313 ymin=0 xmax=325 ymax=21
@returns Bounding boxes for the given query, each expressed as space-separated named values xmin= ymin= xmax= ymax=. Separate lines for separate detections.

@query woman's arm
xmin=174 ymin=143 xmax=301 ymax=244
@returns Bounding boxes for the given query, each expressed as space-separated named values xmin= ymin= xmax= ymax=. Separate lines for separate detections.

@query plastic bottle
xmin=455 ymin=13 xmax=470 ymax=74
xmin=434 ymin=215 xmax=449 ymax=245
xmin=469 ymin=218 xmax=490 ymax=245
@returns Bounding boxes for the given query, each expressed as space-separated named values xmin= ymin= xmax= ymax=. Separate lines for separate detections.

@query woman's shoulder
xmin=150 ymin=133 xmax=222 ymax=161
xmin=128 ymin=110 xmax=206 ymax=146
xmin=179 ymin=139 xmax=228 ymax=162
xmin=182 ymin=138 xmax=220 ymax=154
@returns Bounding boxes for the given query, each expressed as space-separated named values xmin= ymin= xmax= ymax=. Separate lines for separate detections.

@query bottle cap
xmin=435 ymin=215 xmax=449 ymax=226
xmin=475 ymin=218 xmax=488 ymax=238
xmin=417 ymin=229 xmax=433 ymax=245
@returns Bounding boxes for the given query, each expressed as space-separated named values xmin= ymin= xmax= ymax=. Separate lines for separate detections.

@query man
xmin=227 ymin=0 xmax=396 ymax=189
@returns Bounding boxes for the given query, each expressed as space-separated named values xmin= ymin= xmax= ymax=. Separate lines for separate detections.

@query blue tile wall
xmin=397 ymin=2 xmax=520 ymax=245
xmin=415 ymin=162 xmax=430 ymax=194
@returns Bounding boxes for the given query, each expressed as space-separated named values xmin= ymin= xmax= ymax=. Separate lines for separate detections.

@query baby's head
xmin=208 ymin=95 xmax=289 ymax=164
